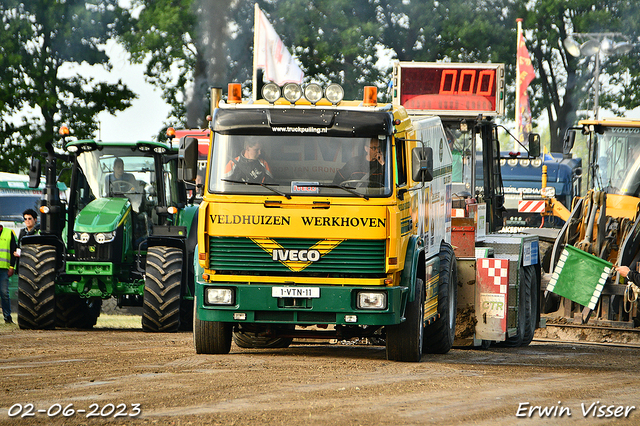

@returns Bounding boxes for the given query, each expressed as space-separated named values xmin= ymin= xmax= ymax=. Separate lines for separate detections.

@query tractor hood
xmin=74 ymin=198 xmax=131 ymax=233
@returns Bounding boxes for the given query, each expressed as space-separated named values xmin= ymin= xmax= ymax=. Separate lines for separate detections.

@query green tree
xmin=519 ymin=0 xmax=640 ymax=151
xmin=121 ymin=0 xmax=259 ymax=131
xmin=0 ymin=0 xmax=136 ymax=173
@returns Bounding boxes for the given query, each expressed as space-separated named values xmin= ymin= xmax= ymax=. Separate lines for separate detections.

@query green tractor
xmin=18 ymin=133 xmax=199 ymax=331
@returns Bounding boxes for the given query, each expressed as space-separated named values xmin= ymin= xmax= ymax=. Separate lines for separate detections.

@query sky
xmin=61 ymin=39 xmax=171 ymax=142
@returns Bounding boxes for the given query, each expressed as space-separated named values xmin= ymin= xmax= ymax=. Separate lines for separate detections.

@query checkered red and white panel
xmin=478 ymin=258 xmax=509 ymax=294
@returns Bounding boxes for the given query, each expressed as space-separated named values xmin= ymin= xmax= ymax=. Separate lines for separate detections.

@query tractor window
xmin=207 ymin=134 xmax=392 ymax=198
xmin=76 ymin=148 xmax=158 ymax=214
xmin=594 ymin=128 xmax=640 ymax=196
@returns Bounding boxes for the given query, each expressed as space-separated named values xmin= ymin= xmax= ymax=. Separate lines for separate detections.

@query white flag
xmin=255 ymin=7 xmax=304 ymax=85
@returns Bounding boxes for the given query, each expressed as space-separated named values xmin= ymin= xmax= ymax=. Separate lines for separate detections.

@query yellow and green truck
xmin=181 ymin=67 xmax=541 ymax=361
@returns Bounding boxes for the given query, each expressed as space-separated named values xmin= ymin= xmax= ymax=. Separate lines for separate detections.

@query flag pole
xmin=515 ymin=18 xmax=523 ymax=151
xmin=252 ymin=3 xmax=259 ymax=101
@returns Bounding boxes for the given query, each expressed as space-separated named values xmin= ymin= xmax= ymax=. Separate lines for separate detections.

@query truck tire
xmin=233 ymin=328 xmax=294 ymax=349
xmin=56 ymin=295 xmax=102 ymax=329
xmin=521 ymin=265 xmax=538 ymax=346
xmin=193 ymin=302 xmax=232 ymax=354
xmin=17 ymin=245 xmax=56 ymax=330
xmin=386 ymin=278 xmax=424 ymax=362
xmin=424 ymin=241 xmax=458 ymax=354
xmin=143 ymin=246 xmax=182 ymax=332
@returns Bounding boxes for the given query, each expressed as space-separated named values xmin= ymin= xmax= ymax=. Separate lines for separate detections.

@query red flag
xmin=516 ymin=22 xmax=535 ymax=146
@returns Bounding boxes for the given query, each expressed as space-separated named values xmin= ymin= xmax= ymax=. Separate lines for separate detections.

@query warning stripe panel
xmin=518 ymin=200 xmax=545 ymax=213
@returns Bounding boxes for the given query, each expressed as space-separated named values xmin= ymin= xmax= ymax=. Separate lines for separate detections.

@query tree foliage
xmin=519 ymin=0 xmax=640 ymax=151
xmin=0 ymin=0 xmax=136 ymax=173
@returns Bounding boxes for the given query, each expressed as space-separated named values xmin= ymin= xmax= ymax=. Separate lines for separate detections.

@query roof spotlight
xmin=282 ymin=83 xmax=303 ymax=103
xmin=325 ymin=83 xmax=344 ymax=104
xmin=262 ymin=83 xmax=281 ymax=103
xmin=304 ymin=83 xmax=323 ymax=104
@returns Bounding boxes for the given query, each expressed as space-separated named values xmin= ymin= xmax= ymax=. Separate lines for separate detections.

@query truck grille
xmin=208 ymin=237 xmax=386 ymax=276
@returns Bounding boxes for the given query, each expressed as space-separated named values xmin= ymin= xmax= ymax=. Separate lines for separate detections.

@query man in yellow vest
xmin=0 ymin=224 xmax=18 ymax=324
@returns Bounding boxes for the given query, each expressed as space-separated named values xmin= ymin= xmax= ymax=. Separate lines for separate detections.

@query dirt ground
xmin=1 ymin=322 xmax=640 ymax=426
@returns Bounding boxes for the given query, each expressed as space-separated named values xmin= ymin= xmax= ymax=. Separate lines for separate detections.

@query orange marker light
xmin=363 ymin=86 xmax=377 ymax=106
xmin=59 ymin=126 xmax=70 ymax=136
xmin=228 ymin=83 xmax=242 ymax=103
xmin=166 ymin=127 xmax=176 ymax=138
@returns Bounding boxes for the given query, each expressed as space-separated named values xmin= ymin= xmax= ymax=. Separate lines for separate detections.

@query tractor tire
xmin=521 ymin=265 xmax=538 ymax=346
xmin=56 ymin=295 xmax=102 ymax=329
xmin=193 ymin=301 xmax=232 ymax=354
xmin=17 ymin=245 xmax=56 ymax=330
xmin=386 ymin=278 xmax=424 ymax=362
xmin=424 ymin=241 xmax=458 ymax=354
xmin=233 ymin=328 xmax=294 ymax=349
xmin=142 ymin=246 xmax=182 ymax=332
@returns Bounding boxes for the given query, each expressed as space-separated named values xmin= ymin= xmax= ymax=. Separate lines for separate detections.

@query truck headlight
xmin=356 ymin=291 xmax=387 ymax=310
xmin=205 ymin=287 xmax=235 ymax=305
xmin=95 ymin=231 xmax=116 ymax=244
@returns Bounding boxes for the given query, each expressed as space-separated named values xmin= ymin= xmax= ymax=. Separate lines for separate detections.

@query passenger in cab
xmin=333 ymin=137 xmax=385 ymax=187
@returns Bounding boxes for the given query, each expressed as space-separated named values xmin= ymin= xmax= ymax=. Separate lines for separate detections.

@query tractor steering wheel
xmin=111 ymin=180 xmax=136 ymax=193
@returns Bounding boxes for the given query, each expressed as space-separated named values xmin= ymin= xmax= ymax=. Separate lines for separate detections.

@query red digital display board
xmin=395 ymin=63 xmax=504 ymax=116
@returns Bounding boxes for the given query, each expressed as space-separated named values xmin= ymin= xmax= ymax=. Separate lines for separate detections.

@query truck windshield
xmin=75 ymin=147 xmax=176 ymax=213
xmin=207 ymin=135 xmax=392 ymax=197
xmin=594 ymin=128 xmax=640 ymax=197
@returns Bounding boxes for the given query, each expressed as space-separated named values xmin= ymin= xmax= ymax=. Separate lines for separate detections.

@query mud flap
xmin=475 ymin=258 xmax=510 ymax=341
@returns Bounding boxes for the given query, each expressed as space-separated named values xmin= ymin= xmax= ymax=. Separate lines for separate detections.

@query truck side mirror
xmin=411 ymin=147 xmax=433 ymax=182
xmin=178 ymin=137 xmax=199 ymax=182
xmin=528 ymin=133 xmax=540 ymax=158
xmin=28 ymin=157 xmax=41 ymax=188
xmin=563 ymin=130 xmax=576 ymax=155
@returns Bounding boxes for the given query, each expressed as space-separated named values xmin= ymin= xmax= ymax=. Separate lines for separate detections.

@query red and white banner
xmin=254 ymin=6 xmax=304 ymax=86
xmin=518 ymin=200 xmax=546 ymax=213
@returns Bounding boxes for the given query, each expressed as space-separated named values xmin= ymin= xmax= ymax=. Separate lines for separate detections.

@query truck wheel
xmin=143 ymin=246 xmax=182 ymax=332
xmin=56 ymin=295 xmax=102 ymax=329
xmin=424 ymin=241 xmax=458 ymax=354
xmin=17 ymin=245 xmax=56 ymax=330
xmin=386 ymin=278 xmax=424 ymax=362
xmin=233 ymin=328 xmax=294 ymax=349
xmin=521 ymin=265 xmax=538 ymax=346
xmin=193 ymin=303 xmax=232 ymax=354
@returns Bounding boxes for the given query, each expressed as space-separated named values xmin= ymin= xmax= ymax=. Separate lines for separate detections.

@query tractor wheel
xmin=233 ymin=328 xmax=294 ymax=349
xmin=143 ymin=246 xmax=182 ymax=332
xmin=193 ymin=300 xmax=232 ymax=354
xmin=56 ymin=295 xmax=102 ymax=329
xmin=17 ymin=245 xmax=56 ymax=330
xmin=521 ymin=265 xmax=538 ymax=346
xmin=386 ymin=278 xmax=424 ymax=362
xmin=424 ymin=241 xmax=458 ymax=354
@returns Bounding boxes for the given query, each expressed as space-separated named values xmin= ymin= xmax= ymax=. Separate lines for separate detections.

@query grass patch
xmin=96 ymin=314 xmax=141 ymax=329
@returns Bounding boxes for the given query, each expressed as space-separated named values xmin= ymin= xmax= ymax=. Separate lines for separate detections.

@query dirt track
xmin=1 ymin=324 xmax=640 ymax=425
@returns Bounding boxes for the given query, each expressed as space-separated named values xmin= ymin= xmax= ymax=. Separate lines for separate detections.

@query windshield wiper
xmin=305 ymin=183 xmax=369 ymax=200
xmin=222 ymin=179 xmax=291 ymax=199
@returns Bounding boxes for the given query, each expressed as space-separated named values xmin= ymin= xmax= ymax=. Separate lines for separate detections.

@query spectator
xmin=0 ymin=223 xmax=18 ymax=324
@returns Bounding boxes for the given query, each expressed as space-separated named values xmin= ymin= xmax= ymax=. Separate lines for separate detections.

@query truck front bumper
xmin=196 ymin=282 xmax=409 ymax=326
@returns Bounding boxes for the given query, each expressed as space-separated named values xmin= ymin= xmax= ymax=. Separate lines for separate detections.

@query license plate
xmin=272 ymin=287 xmax=320 ymax=298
